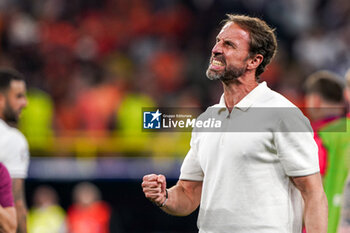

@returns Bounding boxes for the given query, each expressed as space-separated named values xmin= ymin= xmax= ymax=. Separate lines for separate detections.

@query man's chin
xmin=206 ymin=69 xmax=223 ymax=80
xmin=4 ymin=116 xmax=19 ymax=125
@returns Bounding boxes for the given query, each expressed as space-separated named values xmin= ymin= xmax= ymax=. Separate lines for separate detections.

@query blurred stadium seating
xmin=0 ymin=0 xmax=349 ymax=232
xmin=1 ymin=0 xmax=348 ymax=158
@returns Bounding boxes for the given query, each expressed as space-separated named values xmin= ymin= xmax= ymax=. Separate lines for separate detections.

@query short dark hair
xmin=305 ymin=70 xmax=344 ymax=103
xmin=0 ymin=68 xmax=25 ymax=92
xmin=222 ymin=14 xmax=277 ymax=77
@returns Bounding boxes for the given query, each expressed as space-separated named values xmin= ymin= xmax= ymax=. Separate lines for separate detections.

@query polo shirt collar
xmin=0 ymin=118 xmax=8 ymax=130
xmin=0 ymin=118 xmax=6 ymax=126
xmin=218 ymin=81 xmax=268 ymax=111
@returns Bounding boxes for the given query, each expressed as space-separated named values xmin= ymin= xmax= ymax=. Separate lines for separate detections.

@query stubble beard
xmin=3 ymin=99 xmax=19 ymax=124
xmin=206 ymin=61 xmax=247 ymax=82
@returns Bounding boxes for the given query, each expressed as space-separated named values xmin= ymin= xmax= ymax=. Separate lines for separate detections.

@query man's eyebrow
xmin=224 ymin=39 xmax=236 ymax=48
xmin=215 ymin=36 xmax=238 ymax=49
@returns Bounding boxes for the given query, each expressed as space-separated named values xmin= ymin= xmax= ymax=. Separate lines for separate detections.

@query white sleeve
xmin=3 ymin=131 xmax=30 ymax=179
xmin=274 ymin=111 xmax=320 ymax=177
xmin=179 ymin=131 xmax=204 ymax=181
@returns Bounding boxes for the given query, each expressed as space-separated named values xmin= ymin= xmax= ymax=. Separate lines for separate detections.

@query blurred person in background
xmin=304 ymin=70 xmax=345 ymax=127
xmin=0 ymin=69 xmax=30 ymax=233
xmin=27 ymin=186 xmax=66 ymax=233
xmin=67 ymin=182 xmax=111 ymax=233
xmin=0 ymin=162 xmax=17 ymax=233
xmin=304 ymin=70 xmax=345 ymax=175
xmin=142 ymin=14 xmax=327 ymax=233
xmin=322 ymin=69 xmax=350 ymax=233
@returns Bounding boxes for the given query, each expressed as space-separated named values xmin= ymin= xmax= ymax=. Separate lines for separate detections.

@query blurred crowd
xmin=0 ymin=0 xmax=349 ymax=156
xmin=28 ymin=182 xmax=121 ymax=233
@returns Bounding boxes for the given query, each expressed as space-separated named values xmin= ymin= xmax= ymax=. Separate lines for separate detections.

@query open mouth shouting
xmin=209 ymin=57 xmax=225 ymax=71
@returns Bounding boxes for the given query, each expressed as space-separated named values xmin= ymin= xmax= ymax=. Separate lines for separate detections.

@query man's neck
xmin=0 ymin=115 xmax=5 ymax=124
xmin=0 ymin=116 xmax=16 ymax=127
xmin=222 ymin=76 xmax=258 ymax=111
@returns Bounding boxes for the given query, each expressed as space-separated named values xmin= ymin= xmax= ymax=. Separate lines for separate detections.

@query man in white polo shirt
xmin=0 ymin=69 xmax=29 ymax=233
xmin=142 ymin=14 xmax=327 ymax=233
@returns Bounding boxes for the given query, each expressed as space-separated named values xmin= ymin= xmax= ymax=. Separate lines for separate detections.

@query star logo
xmin=151 ymin=109 xmax=162 ymax=122
xmin=143 ymin=109 xmax=162 ymax=129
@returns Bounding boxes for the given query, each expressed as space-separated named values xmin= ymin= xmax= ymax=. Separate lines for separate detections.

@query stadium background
xmin=0 ymin=0 xmax=349 ymax=232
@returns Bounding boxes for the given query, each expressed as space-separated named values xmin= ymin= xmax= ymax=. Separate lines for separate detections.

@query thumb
xmin=157 ymin=174 xmax=167 ymax=193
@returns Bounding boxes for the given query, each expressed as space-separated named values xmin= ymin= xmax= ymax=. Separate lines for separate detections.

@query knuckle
xmin=146 ymin=174 xmax=156 ymax=179
xmin=155 ymin=196 xmax=163 ymax=203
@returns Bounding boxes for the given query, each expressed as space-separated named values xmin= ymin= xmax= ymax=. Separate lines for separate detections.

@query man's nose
xmin=212 ymin=42 xmax=223 ymax=55
xmin=22 ymin=97 xmax=28 ymax=108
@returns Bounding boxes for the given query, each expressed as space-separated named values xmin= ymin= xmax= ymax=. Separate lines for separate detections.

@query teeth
xmin=212 ymin=60 xmax=224 ymax=66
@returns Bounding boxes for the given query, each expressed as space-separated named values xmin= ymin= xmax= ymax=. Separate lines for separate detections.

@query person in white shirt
xmin=0 ymin=69 xmax=29 ymax=233
xmin=142 ymin=14 xmax=327 ymax=233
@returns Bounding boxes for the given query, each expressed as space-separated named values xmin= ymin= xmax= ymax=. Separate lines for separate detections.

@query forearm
xmin=14 ymin=201 xmax=26 ymax=233
xmin=303 ymin=192 xmax=328 ymax=233
xmin=0 ymin=206 xmax=17 ymax=233
xmin=142 ymin=175 xmax=202 ymax=216
xmin=12 ymin=179 xmax=27 ymax=233
xmin=161 ymin=183 xmax=200 ymax=216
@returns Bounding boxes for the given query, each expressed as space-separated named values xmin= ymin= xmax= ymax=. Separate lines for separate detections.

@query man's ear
xmin=312 ymin=93 xmax=322 ymax=108
xmin=247 ymin=54 xmax=263 ymax=71
xmin=305 ymin=93 xmax=322 ymax=109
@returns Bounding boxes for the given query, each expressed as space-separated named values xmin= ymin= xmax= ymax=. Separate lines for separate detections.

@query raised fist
xmin=142 ymin=174 xmax=167 ymax=206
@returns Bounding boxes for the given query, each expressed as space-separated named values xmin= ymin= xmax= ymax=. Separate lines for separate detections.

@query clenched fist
xmin=142 ymin=174 xmax=167 ymax=207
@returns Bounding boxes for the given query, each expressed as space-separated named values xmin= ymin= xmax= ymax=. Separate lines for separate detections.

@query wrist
xmin=158 ymin=189 xmax=168 ymax=207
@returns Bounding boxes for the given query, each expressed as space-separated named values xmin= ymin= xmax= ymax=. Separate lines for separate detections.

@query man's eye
xmin=225 ymin=42 xmax=234 ymax=47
